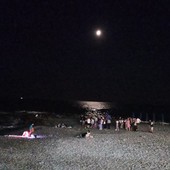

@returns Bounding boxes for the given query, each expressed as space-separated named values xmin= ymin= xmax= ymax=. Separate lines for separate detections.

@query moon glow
xmin=96 ymin=29 xmax=102 ymax=37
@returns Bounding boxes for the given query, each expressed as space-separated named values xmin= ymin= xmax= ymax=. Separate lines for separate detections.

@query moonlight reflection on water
xmin=76 ymin=101 xmax=115 ymax=110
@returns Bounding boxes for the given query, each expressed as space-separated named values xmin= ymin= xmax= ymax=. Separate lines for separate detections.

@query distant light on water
xmin=76 ymin=101 xmax=114 ymax=110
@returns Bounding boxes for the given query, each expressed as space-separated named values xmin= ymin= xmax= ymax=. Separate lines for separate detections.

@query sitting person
xmin=22 ymin=131 xmax=30 ymax=137
xmin=29 ymin=123 xmax=35 ymax=136
xmin=22 ymin=124 xmax=36 ymax=138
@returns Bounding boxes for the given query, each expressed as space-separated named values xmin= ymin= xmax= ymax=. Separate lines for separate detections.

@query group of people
xmin=115 ymin=117 xmax=141 ymax=132
xmin=21 ymin=112 xmax=154 ymax=139
xmin=80 ymin=112 xmax=112 ymax=130
xmin=79 ymin=118 xmax=154 ymax=139
xmin=80 ymin=112 xmax=140 ymax=131
xmin=79 ymin=111 xmax=154 ymax=133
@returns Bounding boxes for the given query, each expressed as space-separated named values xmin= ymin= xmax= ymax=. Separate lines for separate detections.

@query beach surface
xmin=0 ymin=118 xmax=170 ymax=170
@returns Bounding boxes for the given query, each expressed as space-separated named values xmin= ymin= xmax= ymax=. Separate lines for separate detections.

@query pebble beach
xmin=0 ymin=119 xmax=170 ymax=170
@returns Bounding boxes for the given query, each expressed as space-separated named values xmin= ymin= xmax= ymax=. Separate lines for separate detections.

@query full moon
xmin=96 ymin=29 xmax=102 ymax=37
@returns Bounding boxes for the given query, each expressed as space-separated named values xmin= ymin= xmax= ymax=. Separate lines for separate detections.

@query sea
xmin=0 ymin=98 xmax=170 ymax=125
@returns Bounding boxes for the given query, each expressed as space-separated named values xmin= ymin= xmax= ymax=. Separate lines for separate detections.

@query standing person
xmin=133 ymin=119 xmax=138 ymax=131
xmin=106 ymin=114 xmax=112 ymax=129
xmin=103 ymin=118 xmax=107 ymax=129
xmin=86 ymin=117 xmax=91 ymax=129
xmin=99 ymin=117 xmax=103 ymax=130
xmin=94 ymin=116 xmax=98 ymax=129
xmin=115 ymin=120 xmax=119 ymax=131
xmin=90 ymin=117 xmax=95 ymax=128
xmin=118 ymin=117 xmax=121 ymax=129
xmin=149 ymin=120 xmax=154 ymax=133
xmin=126 ymin=118 xmax=131 ymax=131
xmin=107 ymin=119 xmax=111 ymax=129
xmin=80 ymin=114 xmax=84 ymax=126
xmin=120 ymin=118 xmax=124 ymax=129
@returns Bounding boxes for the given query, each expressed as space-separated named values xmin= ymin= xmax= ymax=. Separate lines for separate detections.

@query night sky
xmin=0 ymin=1 xmax=170 ymax=105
